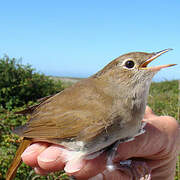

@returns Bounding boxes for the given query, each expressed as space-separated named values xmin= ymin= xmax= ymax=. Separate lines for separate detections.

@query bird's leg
xmin=106 ymin=134 xmax=137 ymax=171
xmin=106 ymin=124 xmax=151 ymax=179
xmin=85 ymin=149 xmax=105 ymax=160
xmin=106 ymin=140 xmax=151 ymax=180
xmin=106 ymin=140 xmax=122 ymax=171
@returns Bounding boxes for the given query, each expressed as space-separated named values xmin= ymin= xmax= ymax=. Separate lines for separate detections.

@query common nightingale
xmin=6 ymin=49 xmax=176 ymax=180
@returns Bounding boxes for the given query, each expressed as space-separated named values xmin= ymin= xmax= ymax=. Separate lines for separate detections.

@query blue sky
xmin=0 ymin=0 xmax=179 ymax=81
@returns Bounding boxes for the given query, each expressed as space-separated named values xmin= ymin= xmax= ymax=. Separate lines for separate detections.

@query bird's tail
xmin=6 ymin=138 xmax=32 ymax=180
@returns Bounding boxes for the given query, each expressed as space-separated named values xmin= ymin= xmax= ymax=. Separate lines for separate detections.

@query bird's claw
xmin=117 ymin=160 xmax=151 ymax=180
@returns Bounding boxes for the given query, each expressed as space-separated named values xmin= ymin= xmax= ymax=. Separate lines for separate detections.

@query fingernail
xmin=38 ymin=151 xmax=59 ymax=163
xmin=21 ymin=145 xmax=35 ymax=157
xmin=21 ymin=143 xmax=47 ymax=158
xmin=64 ymin=158 xmax=84 ymax=173
xmin=38 ymin=156 xmax=57 ymax=162
xmin=38 ymin=145 xmax=67 ymax=163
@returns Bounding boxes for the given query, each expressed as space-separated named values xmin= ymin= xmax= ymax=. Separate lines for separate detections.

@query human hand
xmin=21 ymin=106 xmax=180 ymax=180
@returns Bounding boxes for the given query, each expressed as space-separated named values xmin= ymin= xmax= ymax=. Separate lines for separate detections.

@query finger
xmin=144 ymin=106 xmax=156 ymax=119
xmin=65 ymin=152 xmax=106 ymax=179
xmin=66 ymin=156 xmax=105 ymax=179
xmin=64 ymin=156 xmax=86 ymax=173
xmin=21 ymin=142 xmax=49 ymax=167
xmin=37 ymin=145 xmax=70 ymax=171
xmin=89 ymin=169 xmax=131 ymax=180
xmin=142 ymin=116 xmax=180 ymax=180
xmin=34 ymin=167 xmax=49 ymax=176
xmin=65 ymin=153 xmax=131 ymax=180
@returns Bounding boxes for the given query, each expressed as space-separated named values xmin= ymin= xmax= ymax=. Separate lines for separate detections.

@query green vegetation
xmin=0 ymin=56 xmax=63 ymax=110
xmin=148 ymin=80 xmax=179 ymax=119
xmin=0 ymin=56 xmax=65 ymax=179
xmin=0 ymin=56 xmax=179 ymax=179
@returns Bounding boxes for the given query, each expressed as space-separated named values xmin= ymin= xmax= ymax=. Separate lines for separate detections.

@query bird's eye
xmin=125 ymin=60 xmax=135 ymax=69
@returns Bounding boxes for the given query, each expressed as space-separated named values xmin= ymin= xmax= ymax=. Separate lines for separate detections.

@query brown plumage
xmin=6 ymin=49 xmax=175 ymax=180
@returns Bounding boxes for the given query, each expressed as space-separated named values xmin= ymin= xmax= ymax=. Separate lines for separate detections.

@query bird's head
xmin=96 ymin=49 xmax=176 ymax=87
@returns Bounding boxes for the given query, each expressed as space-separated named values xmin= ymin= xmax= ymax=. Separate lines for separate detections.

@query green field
xmin=0 ymin=79 xmax=179 ymax=179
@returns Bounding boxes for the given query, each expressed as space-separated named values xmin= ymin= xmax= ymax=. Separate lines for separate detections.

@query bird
xmin=6 ymin=48 xmax=176 ymax=180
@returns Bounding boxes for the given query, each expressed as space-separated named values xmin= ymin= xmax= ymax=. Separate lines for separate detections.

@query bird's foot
xmin=106 ymin=137 xmax=151 ymax=179
xmin=106 ymin=159 xmax=151 ymax=180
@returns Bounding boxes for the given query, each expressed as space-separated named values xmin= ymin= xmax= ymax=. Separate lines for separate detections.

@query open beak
xmin=139 ymin=48 xmax=177 ymax=72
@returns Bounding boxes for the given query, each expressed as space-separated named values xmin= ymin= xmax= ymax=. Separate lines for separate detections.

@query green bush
xmin=0 ymin=55 xmax=64 ymax=109
xmin=0 ymin=56 xmax=68 ymax=179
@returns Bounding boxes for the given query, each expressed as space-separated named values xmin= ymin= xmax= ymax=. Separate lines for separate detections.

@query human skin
xmin=21 ymin=106 xmax=180 ymax=180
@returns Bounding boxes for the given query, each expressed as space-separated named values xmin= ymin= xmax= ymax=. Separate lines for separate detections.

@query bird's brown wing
xmin=14 ymin=78 xmax=114 ymax=142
